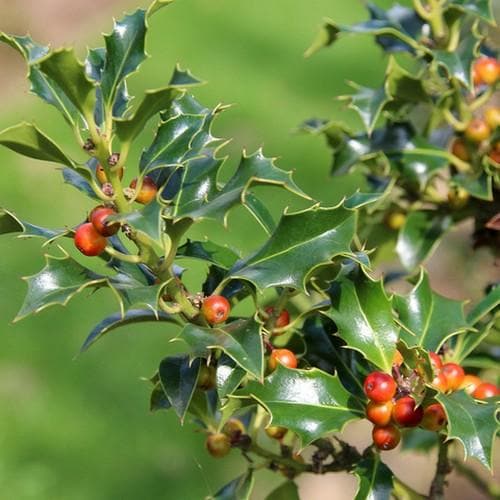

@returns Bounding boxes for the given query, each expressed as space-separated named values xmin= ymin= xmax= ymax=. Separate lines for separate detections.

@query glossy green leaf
xmin=393 ymin=270 xmax=469 ymax=352
xmin=237 ymin=365 xmax=364 ymax=446
xmin=168 ymin=65 xmax=203 ymax=87
xmin=447 ymin=0 xmax=494 ymax=23
xmin=211 ymin=471 xmax=254 ymax=500
xmin=81 ymin=309 xmax=174 ymax=352
xmin=228 ymin=204 xmax=356 ymax=292
xmin=265 ymin=481 xmax=300 ymax=500
xmin=454 ymin=316 xmax=498 ymax=363
xmin=394 ymin=148 xmax=448 ymax=190
xmin=245 ymin=192 xmax=276 ymax=235
xmin=354 ymin=454 xmax=393 ymax=500
xmin=0 ymin=33 xmax=79 ymax=127
xmin=0 ymin=208 xmax=66 ymax=241
xmin=101 ymin=9 xmax=148 ymax=106
xmin=177 ymin=318 xmax=264 ymax=380
xmin=436 ymin=391 xmax=499 ymax=469
xmin=114 ymin=283 xmax=163 ymax=317
xmin=0 ymin=208 xmax=24 ymax=235
xmin=216 ymin=354 xmax=246 ymax=400
xmin=396 ymin=211 xmax=452 ymax=270
xmin=15 ymin=254 xmax=105 ymax=322
xmin=150 ymin=382 xmax=172 ymax=412
xmin=38 ymin=48 xmax=96 ymax=119
xmin=158 ymin=355 xmax=201 ymax=423
xmin=176 ymin=239 xmax=240 ymax=270
xmin=0 ymin=122 xmax=74 ymax=166
xmin=453 ymin=172 xmax=493 ymax=201
xmin=172 ymin=149 xmax=308 ymax=223
xmin=467 ymin=285 xmax=500 ymax=326
xmin=324 ymin=272 xmax=398 ymax=373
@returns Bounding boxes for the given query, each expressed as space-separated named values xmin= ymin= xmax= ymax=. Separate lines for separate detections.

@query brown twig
xmin=429 ymin=438 xmax=452 ymax=499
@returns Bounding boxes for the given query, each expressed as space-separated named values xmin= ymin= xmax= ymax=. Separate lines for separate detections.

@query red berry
xmin=465 ymin=118 xmax=491 ymax=143
xmin=265 ymin=307 xmax=290 ymax=330
xmin=201 ymin=295 xmax=230 ymax=325
xmin=372 ymin=424 xmax=401 ymax=451
xmin=89 ymin=206 xmax=120 ymax=236
xmin=489 ymin=149 xmax=500 ymax=165
xmin=392 ymin=396 xmax=424 ymax=427
xmin=366 ymin=400 xmax=393 ymax=426
xmin=95 ymin=163 xmax=124 ymax=185
xmin=460 ymin=374 xmax=482 ymax=395
xmin=441 ymin=363 xmax=465 ymax=391
xmin=421 ymin=403 xmax=447 ymax=432
xmin=206 ymin=433 xmax=231 ymax=458
xmin=269 ymin=349 xmax=298 ymax=371
xmin=431 ymin=372 xmax=449 ymax=392
xmin=472 ymin=383 xmax=499 ymax=399
xmin=429 ymin=352 xmax=443 ymax=372
xmin=265 ymin=425 xmax=287 ymax=440
xmin=450 ymin=138 xmax=470 ymax=162
xmin=130 ymin=176 xmax=158 ymax=204
xmin=473 ymin=57 xmax=500 ymax=86
xmin=74 ymin=223 xmax=107 ymax=256
xmin=364 ymin=372 xmax=397 ymax=403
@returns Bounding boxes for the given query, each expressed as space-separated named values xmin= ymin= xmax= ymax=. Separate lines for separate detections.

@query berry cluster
xmin=364 ymin=349 xmax=499 ymax=451
xmin=73 ymin=172 xmax=158 ymax=257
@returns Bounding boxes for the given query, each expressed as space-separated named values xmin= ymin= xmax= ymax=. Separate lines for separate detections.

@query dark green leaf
xmin=0 ymin=208 xmax=67 ymax=241
xmin=0 ymin=208 xmax=24 ymax=235
xmin=393 ymin=270 xmax=469 ymax=352
xmin=211 ymin=471 xmax=254 ymax=500
xmin=436 ymin=391 xmax=499 ymax=469
xmin=467 ymin=285 xmax=500 ymax=325
xmin=237 ymin=365 xmax=364 ymax=446
xmin=38 ymin=48 xmax=96 ymax=118
xmin=0 ymin=122 xmax=74 ymax=166
xmin=113 ymin=283 xmax=163 ymax=316
xmin=447 ymin=0 xmax=494 ymax=23
xmin=168 ymin=65 xmax=204 ymax=87
xmin=453 ymin=172 xmax=493 ymax=201
xmin=265 ymin=481 xmax=300 ymax=500
xmin=216 ymin=354 xmax=246 ymax=399
xmin=324 ymin=272 xmax=399 ymax=373
xmin=177 ymin=318 xmax=264 ymax=380
xmin=454 ymin=316 xmax=498 ymax=363
xmin=401 ymin=428 xmax=439 ymax=452
xmin=101 ymin=9 xmax=147 ymax=106
xmin=81 ymin=309 xmax=174 ymax=352
xmin=177 ymin=239 xmax=240 ymax=269
xmin=228 ymin=204 xmax=356 ymax=292
xmin=15 ymin=254 xmax=105 ymax=322
xmin=245 ymin=192 xmax=276 ymax=235
xmin=394 ymin=148 xmax=448 ymax=190
xmin=353 ymin=454 xmax=393 ymax=500
xmin=150 ymin=382 xmax=172 ymax=412
xmin=158 ymin=355 xmax=201 ymax=422
xmin=396 ymin=211 xmax=452 ymax=270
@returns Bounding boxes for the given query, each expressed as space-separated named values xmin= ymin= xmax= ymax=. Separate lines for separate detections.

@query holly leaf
xmin=467 ymin=285 xmax=500 ymax=326
xmin=436 ymin=391 xmax=499 ymax=469
xmin=0 ymin=208 xmax=25 ymax=235
xmin=15 ymin=254 xmax=106 ymax=322
xmin=0 ymin=33 xmax=79 ymax=127
xmin=453 ymin=172 xmax=493 ymax=201
xmin=171 ymin=149 xmax=309 ymax=224
xmin=38 ymin=48 xmax=96 ymax=118
xmin=265 ymin=481 xmax=300 ymax=500
xmin=353 ymin=454 xmax=393 ymax=500
xmin=80 ymin=309 xmax=175 ymax=352
xmin=447 ymin=0 xmax=494 ymax=23
xmin=101 ymin=9 xmax=148 ymax=107
xmin=393 ymin=270 xmax=469 ymax=352
xmin=216 ymin=354 xmax=246 ymax=399
xmin=245 ymin=191 xmax=276 ymax=235
xmin=62 ymin=166 xmax=99 ymax=200
xmin=324 ymin=271 xmax=399 ymax=373
xmin=237 ymin=365 xmax=364 ymax=446
xmin=227 ymin=204 xmax=356 ymax=292
xmin=150 ymin=382 xmax=172 ymax=412
xmin=0 ymin=122 xmax=74 ymax=167
xmin=211 ymin=471 xmax=254 ymax=500
xmin=176 ymin=239 xmax=240 ymax=269
xmin=396 ymin=211 xmax=452 ymax=270
xmin=113 ymin=282 xmax=164 ymax=317
xmin=177 ymin=318 xmax=264 ymax=380
xmin=158 ymin=355 xmax=201 ymax=423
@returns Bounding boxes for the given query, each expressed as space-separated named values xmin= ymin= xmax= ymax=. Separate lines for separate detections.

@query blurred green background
xmin=0 ymin=1 xmax=496 ymax=499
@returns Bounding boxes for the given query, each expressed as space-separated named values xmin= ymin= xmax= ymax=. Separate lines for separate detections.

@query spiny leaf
xmin=16 ymin=254 xmax=105 ymax=322
xmin=396 ymin=211 xmax=452 ymax=271
xmin=216 ymin=354 xmax=246 ymax=400
xmin=150 ymin=382 xmax=172 ymax=412
xmin=447 ymin=0 xmax=494 ymax=24
xmin=227 ymin=204 xmax=356 ymax=292
xmin=354 ymin=454 xmax=393 ymax=500
xmin=393 ymin=270 xmax=469 ymax=352
xmin=158 ymin=355 xmax=201 ymax=423
xmin=236 ymin=365 xmax=364 ymax=446
xmin=0 ymin=208 xmax=67 ymax=241
xmin=38 ymin=48 xmax=96 ymax=118
xmin=81 ymin=309 xmax=175 ymax=352
xmin=467 ymin=285 xmax=500 ymax=326
xmin=177 ymin=318 xmax=264 ymax=381
xmin=211 ymin=471 xmax=254 ymax=500
xmin=436 ymin=391 xmax=499 ymax=469
xmin=324 ymin=271 xmax=399 ymax=373
xmin=0 ymin=122 xmax=75 ymax=166
xmin=113 ymin=282 xmax=164 ymax=317
xmin=176 ymin=239 xmax=240 ymax=269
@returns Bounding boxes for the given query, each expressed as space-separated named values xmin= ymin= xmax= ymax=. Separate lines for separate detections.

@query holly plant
xmin=0 ymin=1 xmax=499 ymax=499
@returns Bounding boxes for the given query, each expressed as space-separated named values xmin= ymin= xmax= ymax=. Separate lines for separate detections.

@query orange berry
xmin=74 ymin=223 xmax=107 ymax=256
xmin=269 ymin=349 xmax=298 ymax=371
xmin=460 ymin=374 xmax=482 ymax=395
xmin=472 ymin=383 xmax=499 ymax=399
xmin=130 ymin=176 xmax=158 ymax=204
xmin=441 ymin=363 xmax=465 ymax=391
xmin=465 ymin=118 xmax=491 ymax=143
xmin=421 ymin=403 xmax=447 ymax=432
